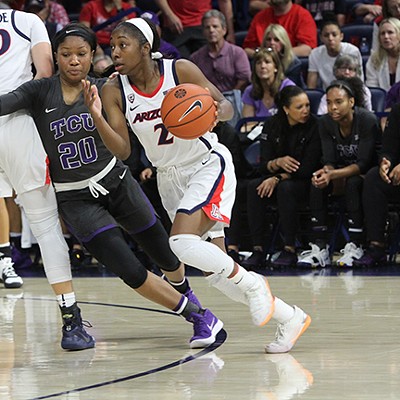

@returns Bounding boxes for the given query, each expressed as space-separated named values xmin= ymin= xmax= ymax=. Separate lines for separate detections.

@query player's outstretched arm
xmin=82 ymin=79 xmax=131 ymax=160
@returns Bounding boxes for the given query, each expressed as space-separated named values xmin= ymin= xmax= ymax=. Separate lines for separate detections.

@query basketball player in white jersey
xmin=82 ymin=17 xmax=311 ymax=354
xmin=0 ymin=1 xmax=94 ymax=350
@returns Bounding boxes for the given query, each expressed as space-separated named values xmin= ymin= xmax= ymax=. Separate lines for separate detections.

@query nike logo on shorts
xmin=119 ymin=168 xmax=127 ymax=180
xmin=45 ymin=107 xmax=57 ymax=113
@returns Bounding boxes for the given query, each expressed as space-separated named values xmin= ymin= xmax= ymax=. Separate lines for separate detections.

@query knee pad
xmin=19 ymin=190 xmax=70 ymax=285
xmin=169 ymin=234 xmax=201 ymax=266
xmin=169 ymin=234 xmax=234 ymax=276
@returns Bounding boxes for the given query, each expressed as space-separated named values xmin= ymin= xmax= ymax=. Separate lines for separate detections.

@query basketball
xmin=160 ymin=83 xmax=217 ymax=140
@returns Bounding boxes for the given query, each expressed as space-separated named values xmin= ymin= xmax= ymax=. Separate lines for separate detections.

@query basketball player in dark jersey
xmin=0 ymin=23 xmax=223 ymax=349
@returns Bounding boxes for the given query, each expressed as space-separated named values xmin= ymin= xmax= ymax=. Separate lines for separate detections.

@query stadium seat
xmin=368 ymin=87 xmax=387 ymax=112
xmin=304 ymin=89 xmax=324 ymax=115
xmin=341 ymin=24 xmax=373 ymax=52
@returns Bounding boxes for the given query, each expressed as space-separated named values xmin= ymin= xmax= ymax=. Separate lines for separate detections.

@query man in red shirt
xmin=154 ymin=0 xmax=235 ymax=59
xmin=243 ymin=0 xmax=317 ymax=58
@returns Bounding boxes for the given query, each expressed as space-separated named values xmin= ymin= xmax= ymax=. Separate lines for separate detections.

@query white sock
xmin=273 ymin=297 xmax=295 ymax=324
xmin=56 ymin=292 xmax=76 ymax=308
xmin=229 ymin=265 xmax=257 ymax=292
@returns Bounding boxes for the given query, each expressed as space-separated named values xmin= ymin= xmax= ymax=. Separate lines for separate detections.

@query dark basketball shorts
xmin=56 ymin=161 xmax=157 ymax=243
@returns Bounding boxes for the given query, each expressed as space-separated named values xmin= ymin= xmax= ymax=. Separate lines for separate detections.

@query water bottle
xmin=359 ymin=37 xmax=370 ymax=55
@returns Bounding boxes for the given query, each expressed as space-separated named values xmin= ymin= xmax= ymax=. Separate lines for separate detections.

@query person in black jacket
xmin=297 ymin=80 xmax=381 ymax=268
xmin=242 ymin=85 xmax=322 ymax=268
xmin=353 ymin=104 xmax=400 ymax=267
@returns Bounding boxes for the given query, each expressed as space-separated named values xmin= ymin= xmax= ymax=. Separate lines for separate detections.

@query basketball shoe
xmin=336 ymin=242 xmax=363 ymax=267
xmin=245 ymin=271 xmax=275 ymax=326
xmin=297 ymin=243 xmax=331 ymax=268
xmin=265 ymin=306 xmax=311 ymax=353
xmin=60 ymin=303 xmax=95 ymax=351
xmin=0 ymin=257 xmax=23 ymax=288
xmin=187 ymin=308 xmax=224 ymax=349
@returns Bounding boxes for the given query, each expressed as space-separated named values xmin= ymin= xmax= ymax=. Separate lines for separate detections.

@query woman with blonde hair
xmin=366 ymin=17 xmax=400 ymax=91
xmin=262 ymin=23 xmax=304 ymax=87
xmin=242 ymin=47 xmax=296 ymax=122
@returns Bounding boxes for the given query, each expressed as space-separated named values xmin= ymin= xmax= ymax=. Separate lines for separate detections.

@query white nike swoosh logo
xmin=45 ymin=107 xmax=57 ymax=113
xmin=207 ymin=317 xmax=216 ymax=331
xmin=119 ymin=168 xmax=127 ymax=180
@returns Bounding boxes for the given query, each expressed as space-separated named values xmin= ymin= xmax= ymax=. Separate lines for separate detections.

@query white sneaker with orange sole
xmin=265 ymin=306 xmax=311 ymax=353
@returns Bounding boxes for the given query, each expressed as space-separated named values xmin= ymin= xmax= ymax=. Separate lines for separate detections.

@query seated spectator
xmin=297 ymin=0 xmax=347 ymax=27
xmin=191 ymin=9 xmax=251 ymax=126
xmin=371 ymin=0 xmax=399 ymax=53
xmin=307 ymin=20 xmax=363 ymax=90
xmin=262 ymin=23 xmax=305 ymax=87
xmin=354 ymin=103 xmax=400 ymax=267
xmin=243 ymin=0 xmax=317 ymax=59
xmin=297 ymin=80 xmax=381 ymax=268
xmin=366 ymin=17 xmax=400 ymax=91
xmin=141 ymin=10 xmax=181 ymax=59
xmin=79 ymin=0 xmax=137 ymax=55
xmin=241 ymin=48 xmax=296 ymax=133
xmin=153 ymin=0 xmax=235 ymax=59
xmin=318 ymin=54 xmax=372 ymax=114
xmin=352 ymin=0 xmax=382 ymax=24
xmin=242 ymin=86 xmax=321 ymax=268
xmin=191 ymin=10 xmax=251 ymax=93
xmin=241 ymin=48 xmax=296 ymax=130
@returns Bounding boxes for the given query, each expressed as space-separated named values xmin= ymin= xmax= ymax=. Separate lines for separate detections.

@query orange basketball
xmin=160 ymin=83 xmax=217 ymax=140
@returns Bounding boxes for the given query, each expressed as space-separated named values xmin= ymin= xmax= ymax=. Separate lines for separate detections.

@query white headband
xmin=126 ymin=18 xmax=163 ymax=59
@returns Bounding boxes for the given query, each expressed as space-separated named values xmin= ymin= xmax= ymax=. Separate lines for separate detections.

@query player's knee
xmin=169 ymin=234 xmax=201 ymax=264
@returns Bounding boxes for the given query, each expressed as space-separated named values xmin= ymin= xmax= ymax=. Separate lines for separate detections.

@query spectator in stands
xmin=371 ymin=0 xmax=400 ymax=53
xmin=297 ymin=80 xmax=381 ymax=268
xmin=21 ymin=0 xmax=69 ymax=27
xmin=317 ymin=54 xmax=372 ymax=114
xmin=262 ymin=23 xmax=305 ymax=87
xmin=153 ymin=0 xmax=235 ymax=59
xmin=352 ymin=0 xmax=382 ymax=24
xmin=191 ymin=10 xmax=251 ymax=93
xmin=141 ymin=10 xmax=181 ymax=59
xmin=307 ymin=20 xmax=363 ymax=90
xmin=243 ymin=0 xmax=317 ymax=59
xmin=191 ymin=9 xmax=251 ymax=126
xmin=353 ymin=103 xmax=400 ymax=267
xmin=366 ymin=17 xmax=400 ymax=91
xmin=79 ymin=0 xmax=137 ymax=55
xmin=297 ymin=0 xmax=347 ymax=27
xmin=242 ymin=86 xmax=321 ymax=269
xmin=241 ymin=48 xmax=296 ymax=129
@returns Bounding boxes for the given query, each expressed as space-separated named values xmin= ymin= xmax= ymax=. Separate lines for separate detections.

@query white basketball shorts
xmin=0 ymin=111 xmax=50 ymax=197
xmin=157 ymin=143 xmax=236 ymax=237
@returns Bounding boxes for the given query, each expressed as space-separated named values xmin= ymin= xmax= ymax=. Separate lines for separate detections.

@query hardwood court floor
xmin=1 ymin=272 xmax=400 ymax=400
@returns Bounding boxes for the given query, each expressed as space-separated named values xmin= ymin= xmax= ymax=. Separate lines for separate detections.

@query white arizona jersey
xmin=120 ymin=59 xmax=219 ymax=168
xmin=0 ymin=9 xmax=50 ymax=95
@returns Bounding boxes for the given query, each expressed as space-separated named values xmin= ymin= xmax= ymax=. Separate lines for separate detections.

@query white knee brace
xmin=18 ymin=187 xmax=71 ymax=285
xmin=169 ymin=234 xmax=234 ymax=276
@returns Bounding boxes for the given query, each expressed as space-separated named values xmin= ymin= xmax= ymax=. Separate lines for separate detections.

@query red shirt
xmin=243 ymin=4 xmax=317 ymax=50
xmin=79 ymin=0 xmax=137 ymax=46
xmin=167 ymin=0 xmax=212 ymax=27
